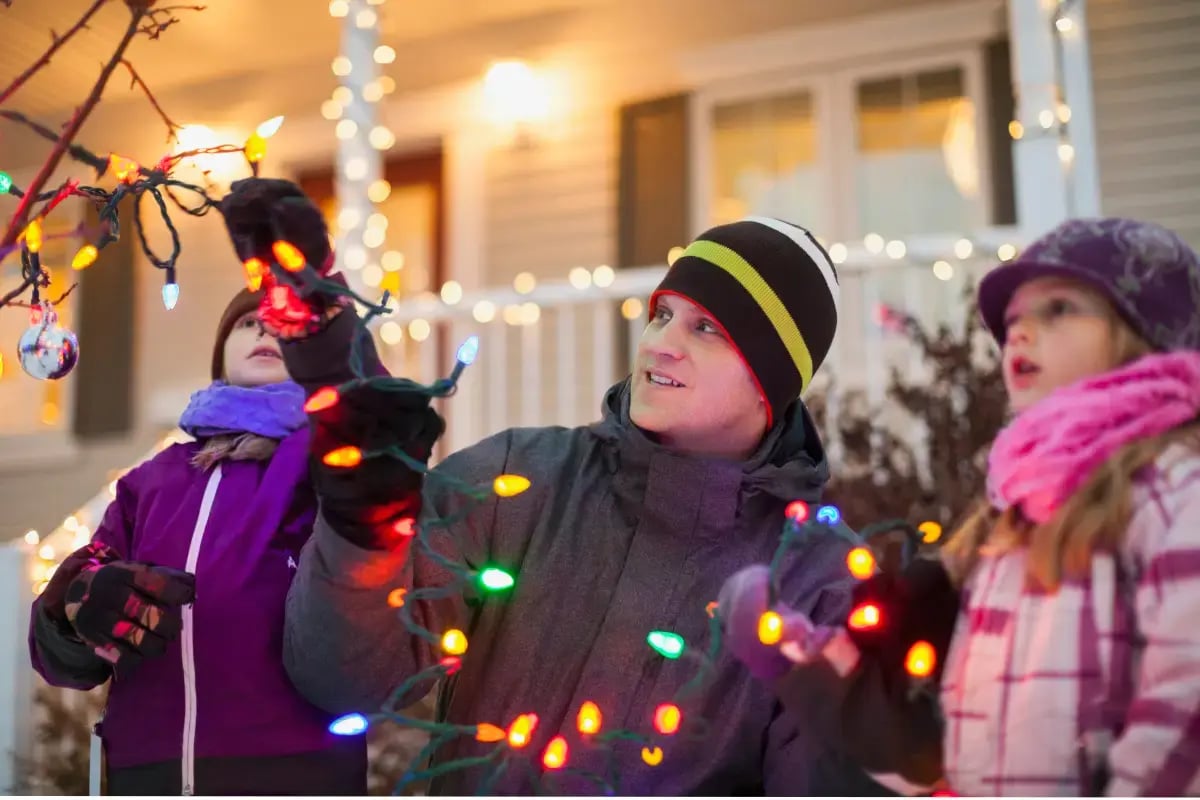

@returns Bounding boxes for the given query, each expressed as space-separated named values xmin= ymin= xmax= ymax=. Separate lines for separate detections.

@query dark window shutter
xmin=72 ymin=196 xmax=135 ymax=439
xmin=617 ymin=93 xmax=691 ymax=268
xmin=615 ymin=94 xmax=690 ymax=375
xmin=984 ymin=38 xmax=1017 ymax=226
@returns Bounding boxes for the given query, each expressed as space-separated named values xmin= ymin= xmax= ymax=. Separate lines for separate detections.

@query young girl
xmin=28 ymin=287 xmax=367 ymax=795
xmin=719 ymin=217 xmax=1200 ymax=796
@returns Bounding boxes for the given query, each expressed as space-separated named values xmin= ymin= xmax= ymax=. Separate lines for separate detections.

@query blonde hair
xmin=942 ymin=310 xmax=1200 ymax=590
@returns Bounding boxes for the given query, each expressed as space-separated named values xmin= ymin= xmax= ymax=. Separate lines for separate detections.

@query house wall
xmin=1089 ymin=0 xmax=1200 ymax=244
xmin=0 ymin=0 xmax=964 ymax=540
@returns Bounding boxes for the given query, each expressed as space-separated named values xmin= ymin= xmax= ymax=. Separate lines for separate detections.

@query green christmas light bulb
xmin=0 ymin=172 xmax=12 ymax=194
xmin=646 ymin=631 xmax=685 ymax=660
xmin=478 ymin=567 xmax=515 ymax=592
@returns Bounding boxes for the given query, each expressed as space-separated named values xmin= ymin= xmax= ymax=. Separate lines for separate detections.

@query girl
xmin=29 ymin=287 xmax=367 ymax=795
xmin=720 ymin=217 xmax=1200 ymax=796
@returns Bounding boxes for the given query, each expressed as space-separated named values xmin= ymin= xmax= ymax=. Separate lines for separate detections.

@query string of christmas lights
xmin=0 ymin=1 xmax=284 ymax=381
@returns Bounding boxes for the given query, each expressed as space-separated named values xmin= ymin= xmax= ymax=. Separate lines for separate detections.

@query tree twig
xmin=0 ymin=0 xmax=110 ymax=108
xmin=0 ymin=3 xmax=147 ymax=256
xmin=119 ymin=59 xmax=180 ymax=140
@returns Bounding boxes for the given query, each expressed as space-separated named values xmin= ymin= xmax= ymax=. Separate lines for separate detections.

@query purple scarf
xmin=179 ymin=381 xmax=307 ymax=440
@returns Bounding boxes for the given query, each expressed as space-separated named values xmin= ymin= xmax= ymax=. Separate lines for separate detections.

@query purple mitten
xmin=718 ymin=564 xmax=816 ymax=681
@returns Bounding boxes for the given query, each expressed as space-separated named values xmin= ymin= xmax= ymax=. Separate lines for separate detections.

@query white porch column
xmin=1055 ymin=0 xmax=1103 ymax=217
xmin=1007 ymin=0 xmax=1071 ymax=234
xmin=0 ymin=544 xmax=33 ymax=792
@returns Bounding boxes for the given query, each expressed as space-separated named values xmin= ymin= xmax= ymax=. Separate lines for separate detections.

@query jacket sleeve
xmin=763 ymin=694 xmax=892 ymax=796
xmin=282 ymin=430 xmax=509 ymax=715
xmin=28 ymin=468 xmax=138 ymax=690
xmin=1107 ymin=472 xmax=1200 ymax=796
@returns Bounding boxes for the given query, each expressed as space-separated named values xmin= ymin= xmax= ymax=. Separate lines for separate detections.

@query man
xmin=226 ymin=182 xmax=878 ymax=795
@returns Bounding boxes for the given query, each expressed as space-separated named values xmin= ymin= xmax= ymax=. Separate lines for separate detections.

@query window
xmin=694 ymin=52 xmax=993 ymax=244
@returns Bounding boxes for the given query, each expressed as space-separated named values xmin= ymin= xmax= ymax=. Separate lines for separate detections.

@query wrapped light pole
xmin=329 ymin=0 xmax=390 ymax=291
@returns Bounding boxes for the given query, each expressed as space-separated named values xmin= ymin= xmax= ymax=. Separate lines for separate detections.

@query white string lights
xmin=325 ymin=0 xmax=396 ymax=292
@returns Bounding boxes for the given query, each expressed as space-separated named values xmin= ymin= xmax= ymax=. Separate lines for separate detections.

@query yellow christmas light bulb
xmin=918 ymin=521 xmax=943 ymax=544
xmin=441 ymin=628 xmax=468 ymax=655
xmin=846 ymin=547 xmax=876 ymax=580
xmin=641 ymin=746 xmax=663 ymax=766
xmin=493 ymin=474 xmax=531 ymax=497
xmin=577 ymin=701 xmax=602 ymax=735
xmin=23 ymin=219 xmax=43 ymax=253
xmin=108 ymin=154 xmax=140 ymax=183
xmin=71 ymin=244 xmax=99 ymax=270
xmin=757 ymin=611 xmax=784 ymax=645
xmin=244 ymin=133 xmax=268 ymax=164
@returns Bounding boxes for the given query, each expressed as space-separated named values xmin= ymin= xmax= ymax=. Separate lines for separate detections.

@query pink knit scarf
xmin=987 ymin=351 xmax=1200 ymax=523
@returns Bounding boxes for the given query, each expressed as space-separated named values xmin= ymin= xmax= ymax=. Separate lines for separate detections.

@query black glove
xmin=308 ymin=381 xmax=445 ymax=550
xmin=41 ymin=542 xmax=195 ymax=669
xmin=217 ymin=177 xmax=332 ymax=274
xmin=846 ymin=555 xmax=959 ymax=689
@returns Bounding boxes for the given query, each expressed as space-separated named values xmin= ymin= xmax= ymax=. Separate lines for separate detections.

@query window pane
xmin=709 ymin=89 xmax=824 ymax=230
xmin=855 ymin=67 xmax=982 ymax=239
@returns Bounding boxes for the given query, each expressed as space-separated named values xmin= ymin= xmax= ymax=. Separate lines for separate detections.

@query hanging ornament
xmin=18 ymin=304 xmax=79 ymax=380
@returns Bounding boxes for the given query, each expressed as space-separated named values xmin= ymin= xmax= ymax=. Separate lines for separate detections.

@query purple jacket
xmin=29 ymin=430 xmax=356 ymax=777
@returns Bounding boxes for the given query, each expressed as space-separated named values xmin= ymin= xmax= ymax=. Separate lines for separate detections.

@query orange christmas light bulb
xmin=272 ymin=240 xmax=307 ymax=272
xmin=905 ymin=640 xmax=936 ymax=678
xmin=653 ymin=703 xmax=682 ymax=735
xmin=304 ymin=386 xmax=340 ymax=413
xmin=848 ymin=602 xmax=882 ymax=631
xmin=507 ymin=713 xmax=538 ymax=748
xmin=475 ymin=723 xmax=506 ymax=743
xmin=542 ymin=736 xmax=568 ymax=770
xmin=322 ymin=445 xmax=362 ymax=468
xmin=386 ymin=588 xmax=407 ymax=608
xmin=846 ymin=547 xmax=876 ymax=580
xmin=577 ymin=701 xmax=602 ymax=735
xmin=641 ymin=746 xmax=663 ymax=766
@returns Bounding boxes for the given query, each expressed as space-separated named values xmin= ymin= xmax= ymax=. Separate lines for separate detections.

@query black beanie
xmin=211 ymin=288 xmax=266 ymax=381
xmin=650 ymin=216 xmax=840 ymax=425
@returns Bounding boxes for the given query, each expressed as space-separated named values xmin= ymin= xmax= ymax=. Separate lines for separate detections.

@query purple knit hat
xmin=978 ymin=217 xmax=1200 ymax=352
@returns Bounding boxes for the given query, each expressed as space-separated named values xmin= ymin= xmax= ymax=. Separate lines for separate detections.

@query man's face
xmin=629 ymin=293 xmax=768 ymax=460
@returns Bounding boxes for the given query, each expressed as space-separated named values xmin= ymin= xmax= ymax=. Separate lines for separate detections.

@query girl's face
xmin=222 ymin=312 xmax=288 ymax=387
xmin=1001 ymin=277 xmax=1117 ymax=413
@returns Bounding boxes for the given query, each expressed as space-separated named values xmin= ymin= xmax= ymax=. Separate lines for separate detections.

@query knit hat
xmin=978 ymin=218 xmax=1200 ymax=353
xmin=211 ymin=288 xmax=266 ymax=380
xmin=650 ymin=216 xmax=840 ymax=425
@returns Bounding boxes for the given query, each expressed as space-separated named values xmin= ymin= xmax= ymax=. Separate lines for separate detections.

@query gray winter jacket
xmin=283 ymin=377 xmax=880 ymax=795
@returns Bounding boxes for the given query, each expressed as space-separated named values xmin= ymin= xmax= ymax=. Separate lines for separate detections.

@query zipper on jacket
xmin=181 ymin=465 xmax=222 ymax=795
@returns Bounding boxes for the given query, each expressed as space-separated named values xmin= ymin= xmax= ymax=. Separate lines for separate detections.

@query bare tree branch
xmin=119 ymin=59 xmax=181 ymax=141
xmin=0 ymin=3 xmax=148 ymax=255
xmin=0 ymin=0 xmax=110 ymax=107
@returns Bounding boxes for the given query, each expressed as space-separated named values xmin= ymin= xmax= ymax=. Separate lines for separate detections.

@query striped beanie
xmin=649 ymin=216 xmax=840 ymax=426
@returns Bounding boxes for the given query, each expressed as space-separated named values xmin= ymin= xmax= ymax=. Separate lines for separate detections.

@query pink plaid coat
xmin=942 ymin=444 xmax=1200 ymax=795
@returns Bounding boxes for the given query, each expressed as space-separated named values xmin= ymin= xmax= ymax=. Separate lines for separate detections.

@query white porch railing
xmin=0 ymin=226 xmax=1022 ymax=788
